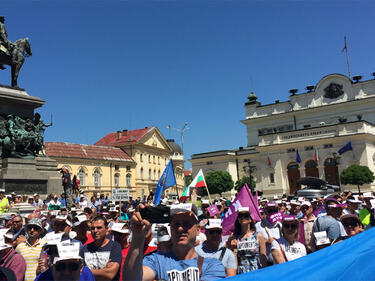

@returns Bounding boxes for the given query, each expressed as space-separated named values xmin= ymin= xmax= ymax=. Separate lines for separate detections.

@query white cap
xmin=301 ymin=201 xmax=311 ymax=207
xmin=273 ymin=195 xmax=278 ymax=200
xmin=73 ymin=215 xmax=88 ymax=227
xmin=111 ymin=223 xmax=130 ymax=234
xmin=53 ymin=242 xmax=82 ymax=264
xmin=170 ymin=203 xmax=198 ymax=221
xmin=0 ymin=229 xmax=11 ymax=251
xmin=33 ymin=193 xmax=39 ymax=197
xmin=205 ymin=219 xmax=222 ymax=230
xmin=238 ymin=207 xmax=250 ymax=213
xmin=202 ymin=200 xmax=210 ymax=205
xmin=157 ymin=226 xmax=171 ymax=243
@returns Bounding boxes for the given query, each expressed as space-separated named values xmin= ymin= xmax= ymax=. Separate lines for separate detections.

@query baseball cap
xmin=282 ymin=215 xmax=298 ymax=222
xmin=205 ymin=219 xmax=222 ymax=230
xmin=238 ymin=207 xmax=250 ymax=213
xmin=301 ymin=201 xmax=311 ymax=207
xmin=53 ymin=242 xmax=82 ymax=264
xmin=201 ymin=200 xmax=210 ymax=205
xmin=72 ymin=215 xmax=88 ymax=227
xmin=27 ymin=218 xmax=43 ymax=230
xmin=111 ymin=223 xmax=130 ymax=234
xmin=170 ymin=203 xmax=198 ymax=221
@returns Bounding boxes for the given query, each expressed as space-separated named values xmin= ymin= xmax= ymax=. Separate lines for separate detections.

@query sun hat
xmin=205 ymin=219 xmax=222 ymax=230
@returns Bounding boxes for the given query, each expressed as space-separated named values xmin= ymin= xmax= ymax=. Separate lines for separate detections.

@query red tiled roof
xmin=45 ymin=142 xmax=134 ymax=162
xmin=184 ymin=170 xmax=192 ymax=176
xmin=95 ymin=127 xmax=153 ymax=146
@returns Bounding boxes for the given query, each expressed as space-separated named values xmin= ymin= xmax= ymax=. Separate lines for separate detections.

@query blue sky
xmin=2 ymin=1 xmax=375 ymax=169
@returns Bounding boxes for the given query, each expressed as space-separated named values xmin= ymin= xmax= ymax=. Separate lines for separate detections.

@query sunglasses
xmin=207 ymin=229 xmax=222 ymax=235
xmin=238 ymin=213 xmax=251 ymax=219
xmin=343 ymin=222 xmax=359 ymax=228
xmin=283 ymin=223 xmax=298 ymax=230
xmin=301 ymin=206 xmax=310 ymax=210
xmin=26 ymin=225 xmax=41 ymax=231
xmin=55 ymin=262 xmax=81 ymax=272
xmin=171 ymin=220 xmax=197 ymax=230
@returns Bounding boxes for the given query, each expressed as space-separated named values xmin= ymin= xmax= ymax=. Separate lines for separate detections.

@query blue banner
xmin=224 ymin=227 xmax=375 ymax=281
xmin=296 ymin=149 xmax=301 ymax=163
xmin=154 ymin=159 xmax=176 ymax=205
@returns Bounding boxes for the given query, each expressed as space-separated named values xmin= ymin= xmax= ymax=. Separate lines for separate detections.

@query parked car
xmin=296 ymin=177 xmax=340 ymax=199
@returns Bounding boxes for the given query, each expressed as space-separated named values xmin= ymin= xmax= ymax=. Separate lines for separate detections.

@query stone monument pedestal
xmin=0 ymin=85 xmax=61 ymax=195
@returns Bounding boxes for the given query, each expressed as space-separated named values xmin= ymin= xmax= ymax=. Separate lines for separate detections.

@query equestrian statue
xmin=0 ymin=16 xmax=32 ymax=88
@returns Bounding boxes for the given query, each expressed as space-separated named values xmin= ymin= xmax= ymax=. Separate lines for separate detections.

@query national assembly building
xmin=190 ymin=73 xmax=375 ymax=196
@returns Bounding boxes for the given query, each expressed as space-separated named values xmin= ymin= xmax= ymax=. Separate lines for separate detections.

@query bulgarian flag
xmin=314 ymin=148 xmax=319 ymax=162
xmin=180 ymin=169 xmax=207 ymax=202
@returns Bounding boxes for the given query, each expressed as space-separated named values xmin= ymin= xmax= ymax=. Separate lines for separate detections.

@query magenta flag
xmin=207 ymin=205 xmax=220 ymax=217
xmin=222 ymin=185 xmax=262 ymax=235
xmin=245 ymin=184 xmax=262 ymax=219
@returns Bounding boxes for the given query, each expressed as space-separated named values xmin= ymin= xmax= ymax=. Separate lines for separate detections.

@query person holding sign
xmin=271 ymin=215 xmax=307 ymax=264
xmin=227 ymin=207 xmax=267 ymax=274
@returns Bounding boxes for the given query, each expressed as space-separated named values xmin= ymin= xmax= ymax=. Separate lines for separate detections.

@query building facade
xmin=190 ymin=73 xmax=375 ymax=196
xmin=95 ymin=126 xmax=185 ymax=197
xmin=45 ymin=142 xmax=136 ymax=198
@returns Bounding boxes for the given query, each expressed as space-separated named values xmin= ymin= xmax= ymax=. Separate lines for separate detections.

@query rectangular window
xmin=303 ymin=124 xmax=311 ymax=128
xmin=114 ymin=165 xmax=119 ymax=170
xmin=126 ymin=166 xmax=131 ymax=172
xmin=206 ymin=161 xmax=213 ymax=165
xmin=324 ymin=144 xmax=333 ymax=148
xmin=305 ymin=146 xmax=314 ymax=151
xmin=270 ymin=173 xmax=275 ymax=183
xmin=287 ymin=148 xmax=295 ymax=153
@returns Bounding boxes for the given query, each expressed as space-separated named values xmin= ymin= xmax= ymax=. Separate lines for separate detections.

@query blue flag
xmin=338 ymin=141 xmax=353 ymax=155
xmin=154 ymin=159 xmax=177 ymax=205
xmin=296 ymin=149 xmax=301 ymax=163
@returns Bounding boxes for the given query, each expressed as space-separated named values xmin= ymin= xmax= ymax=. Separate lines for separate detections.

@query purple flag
xmin=222 ymin=185 xmax=262 ymax=235
xmin=207 ymin=205 xmax=220 ymax=217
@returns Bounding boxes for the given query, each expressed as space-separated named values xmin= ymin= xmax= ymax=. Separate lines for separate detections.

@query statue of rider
xmin=0 ymin=16 xmax=14 ymax=70
xmin=0 ymin=16 xmax=14 ymax=53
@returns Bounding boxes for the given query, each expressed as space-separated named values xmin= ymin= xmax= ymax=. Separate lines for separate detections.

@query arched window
xmin=140 ymin=168 xmax=144 ymax=179
xmin=114 ymin=173 xmax=120 ymax=187
xmin=158 ymin=170 xmax=160 ymax=179
xmin=94 ymin=169 xmax=101 ymax=187
xmin=78 ymin=169 xmax=85 ymax=186
xmin=149 ymin=169 xmax=152 ymax=179
xmin=126 ymin=174 xmax=131 ymax=187
xmin=305 ymin=160 xmax=319 ymax=178
xmin=158 ymin=157 xmax=160 ymax=164
xmin=148 ymin=155 xmax=151 ymax=163
xmin=287 ymin=162 xmax=300 ymax=195
xmin=153 ymin=156 xmax=155 ymax=164
xmin=154 ymin=169 xmax=156 ymax=180
xmin=324 ymin=158 xmax=339 ymax=185
xmin=140 ymin=153 xmax=143 ymax=162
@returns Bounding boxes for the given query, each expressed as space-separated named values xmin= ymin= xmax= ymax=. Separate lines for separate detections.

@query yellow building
xmin=95 ymin=126 xmax=185 ymax=197
xmin=45 ymin=142 xmax=136 ymax=198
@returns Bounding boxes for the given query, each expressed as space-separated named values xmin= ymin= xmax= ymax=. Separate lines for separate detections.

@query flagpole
xmin=175 ymin=184 xmax=180 ymax=201
xmin=343 ymin=36 xmax=351 ymax=79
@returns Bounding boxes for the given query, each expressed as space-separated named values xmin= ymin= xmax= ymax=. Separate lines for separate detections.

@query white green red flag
xmin=179 ymin=169 xmax=207 ymax=202
xmin=314 ymin=148 xmax=319 ymax=162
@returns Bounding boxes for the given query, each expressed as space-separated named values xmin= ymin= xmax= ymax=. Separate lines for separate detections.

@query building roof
xmin=94 ymin=127 xmax=153 ymax=146
xmin=45 ymin=142 xmax=134 ymax=162
xmin=184 ymin=170 xmax=192 ymax=176
xmin=166 ymin=139 xmax=183 ymax=154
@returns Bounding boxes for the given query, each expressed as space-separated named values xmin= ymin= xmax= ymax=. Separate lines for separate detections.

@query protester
xmin=111 ymin=222 xmax=131 ymax=281
xmin=312 ymin=197 xmax=346 ymax=247
xmin=298 ymin=201 xmax=316 ymax=252
xmin=0 ymin=189 xmax=9 ymax=213
xmin=124 ymin=203 xmax=226 ymax=281
xmin=35 ymin=242 xmax=95 ymax=281
xmin=81 ymin=216 xmax=122 ymax=281
xmin=15 ymin=218 xmax=46 ymax=281
xmin=155 ymin=225 xmax=172 ymax=253
xmin=227 ymin=207 xmax=267 ymax=273
xmin=196 ymin=219 xmax=237 ymax=277
xmin=341 ymin=215 xmax=364 ymax=238
xmin=271 ymin=215 xmax=307 ymax=264
xmin=72 ymin=214 xmax=93 ymax=246
xmin=344 ymin=196 xmax=361 ymax=216
xmin=255 ymin=202 xmax=282 ymax=265
xmin=0 ymin=229 xmax=26 ymax=281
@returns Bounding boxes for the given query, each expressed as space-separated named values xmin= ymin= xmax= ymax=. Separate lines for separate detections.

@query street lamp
xmin=243 ymin=159 xmax=256 ymax=191
xmin=167 ymin=123 xmax=190 ymax=153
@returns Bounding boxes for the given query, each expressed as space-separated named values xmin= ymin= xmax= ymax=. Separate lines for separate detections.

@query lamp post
xmin=332 ymin=152 xmax=341 ymax=186
xmin=167 ymin=122 xmax=190 ymax=153
xmin=243 ymin=159 xmax=256 ymax=191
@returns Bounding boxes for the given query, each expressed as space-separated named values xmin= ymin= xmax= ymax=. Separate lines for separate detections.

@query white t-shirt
xmin=271 ymin=237 xmax=306 ymax=263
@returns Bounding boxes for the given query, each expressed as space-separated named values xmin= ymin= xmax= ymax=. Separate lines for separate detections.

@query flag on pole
xmin=154 ymin=159 xmax=176 ymax=205
xmin=342 ymin=36 xmax=347 ymax=52
xmin=179 ymin=169 xmax=207 ymax=202
xmin=338 ymin=141 xmax=353 ymax=155
xmin=267 ymin=156 xmax=271 ymax=166
xmin=296 ymin=149 xmax=301 ymax=163
xmin=314 ymin=148 xmax=319 ymax=163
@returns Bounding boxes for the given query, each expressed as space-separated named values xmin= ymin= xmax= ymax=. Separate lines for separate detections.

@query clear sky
xmin=2 ymin=1 xmax=375 ymax=169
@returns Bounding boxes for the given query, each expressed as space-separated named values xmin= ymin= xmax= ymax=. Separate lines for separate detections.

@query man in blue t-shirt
xmin=124 ymin=203 xmax=226 ymax=281
xmin=81 ymin=216 xmax=122 ymax=281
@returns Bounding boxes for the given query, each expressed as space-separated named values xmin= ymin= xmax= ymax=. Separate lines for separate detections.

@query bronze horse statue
xmin=0 ymin=37 xmax=32 ymax=88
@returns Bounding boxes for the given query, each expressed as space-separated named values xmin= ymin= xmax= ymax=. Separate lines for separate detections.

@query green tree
xmin=185 ymin=175 xmax=193 ymax=187
xmin=340 ymin=164 xmax=375 ymax=193
xmin=204 ymin=170 xmax=234 ymax=195
xmin=234 ymin=176 xmax=256 ymax=192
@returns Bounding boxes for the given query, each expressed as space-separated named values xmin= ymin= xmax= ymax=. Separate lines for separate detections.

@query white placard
xmin=111 ymin=188 xmax=130 ymax=201
xmin=57 ymin=242 xmax=80 ymax=260
xmin=370 ymin=199 xmax=375 ymax=210
xmin=45 ymin=232 xmax=64 ymax=245
xmin=363 ymin=192 xmax=374 ymax=198
xmin=314 ymin=231 xmax=330 ymax=246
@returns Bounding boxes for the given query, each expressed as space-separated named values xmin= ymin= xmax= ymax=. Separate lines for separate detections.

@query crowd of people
xmin=0 ymin=186 xmax=373 ymax=281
